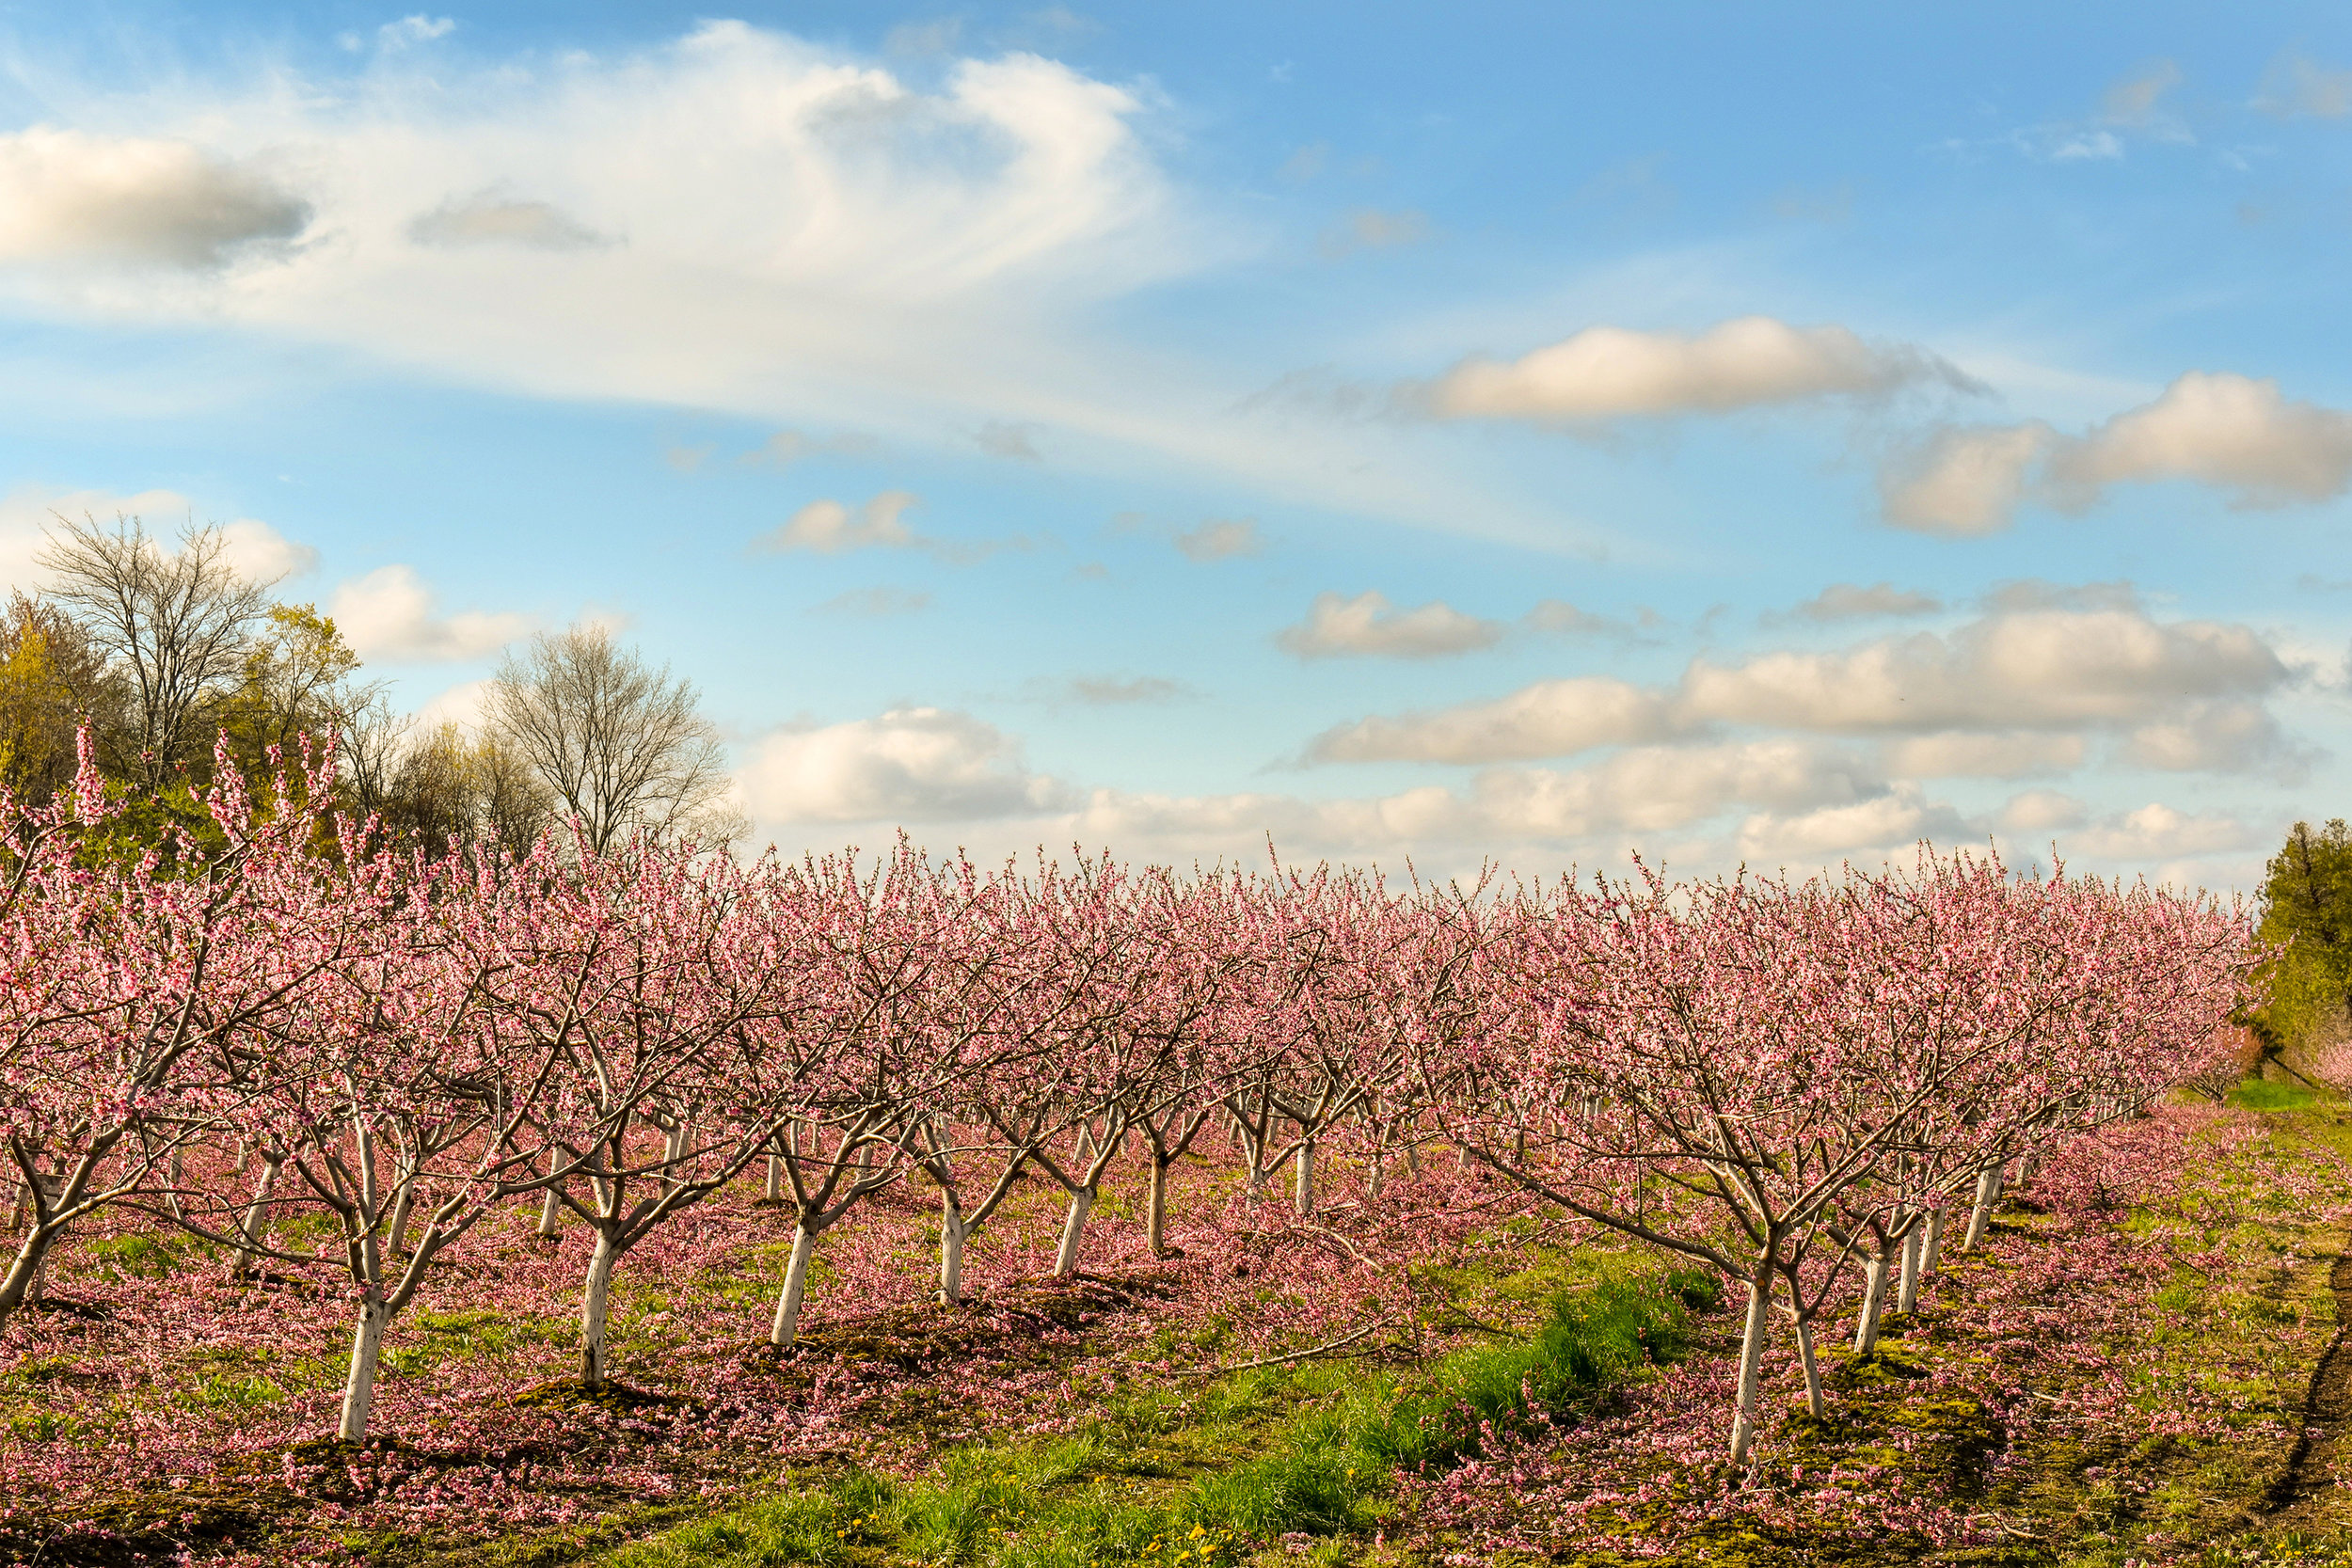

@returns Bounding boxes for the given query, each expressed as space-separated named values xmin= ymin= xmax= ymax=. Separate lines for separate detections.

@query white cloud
xmin=2049 ymin=372 xmax=2352 ymax=510
xmin=1278 ymin=591 xmax=1506 ymax=659
xmin=739 ymin=706 xmax=1067 ymax=822
xmin=1679 ymin=605 xmax=2284 ymax=733
xmin=408 ymin=191 xmax=608 ymax=250
xmin=1882 ymin=730 xmax=2084 ymax=780
xmin=0 ymin=128 xmax=308 ymax=269
xmin=1174 ymin=517 xmax=1261 ymax=561
xmin=1996 ymin=789 xmax=2088 ymax=833
xmin=1417 ymin=315 xmax=1976 ymax=423
xmin=1886 ymin=372 xmax=2352 ymax=533
xmin=409 ymin=676 xmax=493 ymax=732
xmin=1788 ymin=581 xmax=1945 ymax=622
xmin=1736 ymin=786 xmax=1973 ymax=864
xmin=2118 ymin=699 xmax=2294 ymax=774
xmin=1524 ymin=599 xmax=1659 ymax=640
xmin=330 ymin=564 xmax=533 ymax=662
xmin=1878 ymin=422 xmax=2055 ymax=535
xmin=1309 ymin=676 xmax=1674 ymax=764
xmin=757 ymin=491 xmax=923 ymax=554
xmin=1312 ymin=600 xmax=2287 ymax=777
xmin=0 ymin=485 xmax=311 ymax=592
xmin=2063 ymin=803 xmax=2253 ymax=861
xmin=1068 ymin=675 xmax=1190 ymax=704
xmin=218 ymin=517 xmax=319 ymax=582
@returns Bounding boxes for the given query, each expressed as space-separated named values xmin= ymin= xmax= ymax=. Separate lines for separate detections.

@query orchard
xmin=3 ymin=738 xmax=2337 ymax=1568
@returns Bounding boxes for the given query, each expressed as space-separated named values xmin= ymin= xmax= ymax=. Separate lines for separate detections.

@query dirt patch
xmin=2251 ymin=1247 xmax=2352 ymax=1524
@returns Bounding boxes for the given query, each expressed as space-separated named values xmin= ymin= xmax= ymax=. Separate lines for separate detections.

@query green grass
xmin=596 ymin=1261 xmax=1708 ymax=1568
xmin=2230 ymin=1078 xmax=2321 ymax=1113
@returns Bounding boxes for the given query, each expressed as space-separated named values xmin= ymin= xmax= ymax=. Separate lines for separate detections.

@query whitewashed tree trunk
xmin=1403 ymin=1139 xmax=1421 ymax=1178
xmin=770 ymin=1224 xmax=819 ymax=1348
xmin=338 ymin=1289 xmax=391 ymax=1442
xmin=1852 ymin=1251 xmax=1890 ymax=1354
xmin=1293 ymin=1142 xmax=1316 ymax=1217
xmin=1146 ymin=1159 xmax=1171 ymax=1257
xmin=1897 ymin=1225 xmax=1923 ymax=1315
xmin=230 ymin=1156 xmax=282 ymax=1281
xmin=1727 ymin=1273 xmax=1772 ymax=1464
xmin=386 ymin=1179 xmax=417 ymax=1259
xmin=1963 ymin=1165 xmax=2002 ymax=1250
xmin=1053 ymin=1188 xmax=1095 ymax=1276
xmin=580 ymin=1231 xmax=620 ymax=1385
xmin=1366 ymin=1144 xmax=1385 ymax=1203
xmin=536 ymin=1186 xmax=563 ymax=1239
xmin=764 ymin=1155 xmax=784 ymax=1205
xmin=1922 ymin=1206 xmax=1946 ymax=1275
xmin=1793 ymin=1318 xmax=1825 ymax=1418
xmin=938 ymin=1191 xmax=968 ymax=1304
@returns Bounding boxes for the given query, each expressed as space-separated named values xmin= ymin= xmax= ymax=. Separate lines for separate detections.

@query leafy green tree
xmin=2254 ymin=819 xmax=2352 ymax=1057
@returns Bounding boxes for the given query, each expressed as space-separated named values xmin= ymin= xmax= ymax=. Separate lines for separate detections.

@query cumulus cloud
xmin=408 ymin=191 xmax=609 ymax=250
xmin=1881 ymin=731 xmax=2085 ymax=780
xmin=1680 ymin=606 xmax=2284 ymax=734
xmin=1415 ymin=316 xmax=1978 ymax=424
xmin=1884 ymin=372 xmax=2352 ymax=532
xmin=1311 ymin=599 xmax=2287 ymax=781
xmin=1736 ymin=786 xmax=1973 ymax=864
xmin=1174 ymin=517 xmax=1262 ymax=561
xmin=2064 ymin=803 xmax=2253 ymax=861
xmin=1309 ymin=676 xmax=1675 ymax=765
xmin=1788 ymin=581 xmax=1944 ymax=622
xmin=1878 ymin=422 xmax=2055 ymax=535
xmin=756 ymin=491 xmax=923 ymax=553
xmin=217 ymin=517 xmax=319 ymax=582
xmin=2048 ymin=372 xmax=2352 ymax=510
xmin=0 ymin=486 xmax=312 ymax=593
xmin=330 ymin=565 xmax=533 ymax=661
xmin=0 ymin=127 xmax=310 ymax=269
xmin=738 ymin=706 xmax=1067 ymax=822
xmin=1277 ymin=591 xmax=1507 ymax=659
xmin=1995 ymin=790 xmax=2088 ymax=833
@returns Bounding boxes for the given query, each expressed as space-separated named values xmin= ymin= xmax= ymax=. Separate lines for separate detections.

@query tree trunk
xmin=1054 ymin=1187 xmax=1095 ymax=1277
xmin=537 ymin=1185 xmax=563 ymax=1239
xmin=1897 ymin=1225 xmax=1923 ymax=1316
xmin=230 ymin=1156 xmax=282 ymax=1281
xmin=580 ymin=1230 xmax=620 ymax=1386
xmin=1146 ymin=1157 xmax=1171 ymax=1258
xmin=1922 ymin=1205 xmax=1945 ymax=1275
xmin=1726 ymin=1271 xmax=1772 ymax=1464
xmin=764 ymin=1154 xmax=783 ymax=1205
xmin=386 ymin=1179 xmax=416 ymax=1259
xmin=1293 ymin=1142 xmax=1316 ymax=1218
xmin=1852 ymin=1248 xmax=1890 ymax=1354
xmin=938 ymin=1190 xmax=968 ymax=1305
xmin=770 ymin=1223 xmax=819 ymax=1348
xmin=1793 ymin=1318 xmax=1826 ymax=1418
xmin=1403 ymin=1139 xmax=1421 ymax=1178
xmin=1963 ymin=1165 xmax=2002 ymax=1250
xmin=338 ymin=1289 xmax=391 ymax=1442
xmin=1366 ymin=1144 xmax=1384 ymax=1204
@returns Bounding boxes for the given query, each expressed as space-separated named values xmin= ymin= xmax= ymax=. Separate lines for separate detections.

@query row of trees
xmin=0 ymin=513 xmax=740 ymax=857
xmin=0 ymin=737 xmax=2252 ymax=1462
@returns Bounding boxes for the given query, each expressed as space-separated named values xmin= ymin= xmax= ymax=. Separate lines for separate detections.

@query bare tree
xmin=38 ymin=515 xmax=276 ymax=794
xmin=373 ymin=721 xmax=557 ymax=858
xmin=485 ymin=626 xmax=740 ymax=854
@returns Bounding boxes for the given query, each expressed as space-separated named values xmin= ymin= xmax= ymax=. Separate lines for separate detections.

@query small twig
xmin=1187 ymin=1313 xmax=1399 ymax=1379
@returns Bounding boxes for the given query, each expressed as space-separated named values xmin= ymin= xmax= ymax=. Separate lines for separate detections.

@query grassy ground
xmin=12 ymin=1099 xmax=2352 ymax=1565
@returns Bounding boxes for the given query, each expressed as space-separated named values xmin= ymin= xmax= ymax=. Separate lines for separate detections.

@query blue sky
xmin=3 ymin=2 xmax=2349 ymax=886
